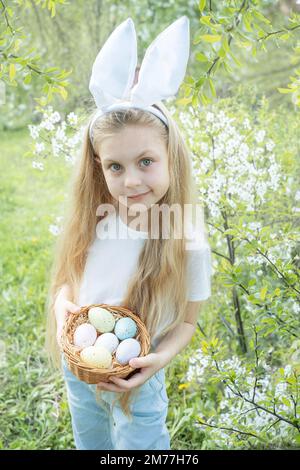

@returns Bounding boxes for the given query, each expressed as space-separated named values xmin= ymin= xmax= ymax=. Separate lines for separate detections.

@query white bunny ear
xmin=130 ymin=16 xmax=190 ymax=108
xmin=89 ymin=17 xmax=137 ymax=109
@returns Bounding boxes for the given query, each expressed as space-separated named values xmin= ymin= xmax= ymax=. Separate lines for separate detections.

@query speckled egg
xmin=73 ymin=323 xmax=97 ymax=348
xmin=80 ymin=345 xmax=112 ymax=368
xmin=115 ymin=338 xmax=141 ymax=365
xmin=94 ymin=332 xmax=119 ymax=353
xmin=88 ymin=307 xmax=115 ymax=333
xmin=114 ymin=317 xmax=137 ymax=340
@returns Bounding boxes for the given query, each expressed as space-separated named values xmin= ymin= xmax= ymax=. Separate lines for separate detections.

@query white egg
xmin=115 ymin=338 xmax=141 ymax=365
xmin=94 ymin=332 xmax=119 ymax=353
xmin=73 ymin=323 xmax=97 ymax=348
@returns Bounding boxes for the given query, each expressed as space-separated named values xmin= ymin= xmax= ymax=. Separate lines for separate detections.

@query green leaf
xmin=6 ymin=6 xmax=13 ymax=17
xmin=191 ymin=94 xmax=198 ymax=107
xmin=208 ymin=77 xmax=216 ymax=97
xmin=200 ymin=35 xmax=222 ymax=43
xmin=262 ymin=327 xmax=276 ymax=336
xmin=196 ymin=52 xmax=209 ymax=62
xmin=42 ymin=83 xmax=50 ymax=94
xmin=286 ymin=376 xmax=297 ymax=385
xmin=281 ymin=397 xmax=291 ymax=407
xmin=278 ymin=87 xmax=294 ymax=94
xmin=239 ymin=40 xmax=253 ymax=49
xmin=59 ymin=86 xmax=68 ymax=100
xmin=252 ymin=10 xmax=271 ymax=25
xmin=9 ymin=63 xmax=16 ymax=81
xmin=228 ymin=50 xmax=242 ymax=67
xmin=51 ymin=2 xmax=56 ymax=18
xmin=243 ymin=12 xmax=253 ymax=32
xmin=176 ymin=96 xmax=193 ymax=106
xmin=34 ymin=96 xmax=48 ymax=106
xmin=13 ymin=39 xmax=22 ymax=53
xmin=279 ymin=33 xmax=291 ymax=41
xmin=44 ymin=67 xmax=59 ymax=73
xmin=200 ymin=16 xmax=211 ymax=27
xmin=222 ymin=61 xmax=233 ymax=74
xmin=218 ymin=47 xmax=226 ymax=58
xmin=199 ymin=0 xmax=206 ymax=12
xmin=221 ymin=36 xmax=229 ymax=53
xmin=24 ymin=73 xmax=32 ymax=84
xmin=195 ymin=76 xmax=206 ymax=87
xmin=200 ymin=92 xmax=211 ymax=105
xmin=185 ymin=75 xmax=195 ymax=85
xmin=260 ymin=286 xmax=268 ymax=301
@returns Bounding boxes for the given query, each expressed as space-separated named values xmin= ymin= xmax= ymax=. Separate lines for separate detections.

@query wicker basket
xmin=61 ymin=303 xmax=150 ymax=384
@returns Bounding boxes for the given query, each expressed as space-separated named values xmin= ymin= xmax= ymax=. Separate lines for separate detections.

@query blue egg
xmin=114 ymin=317 xmax=137 ymax=340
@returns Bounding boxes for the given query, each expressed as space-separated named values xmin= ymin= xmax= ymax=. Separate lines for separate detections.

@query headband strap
xmin=89 ymin=102 xmax=168 ymax=142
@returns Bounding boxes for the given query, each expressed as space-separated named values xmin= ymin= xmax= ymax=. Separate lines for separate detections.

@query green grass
xmin=0 ymin=128 xmax=74 ymax=449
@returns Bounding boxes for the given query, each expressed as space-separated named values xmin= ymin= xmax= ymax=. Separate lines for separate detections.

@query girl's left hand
xmin=96 ymin=352 xmax=163 ymax=392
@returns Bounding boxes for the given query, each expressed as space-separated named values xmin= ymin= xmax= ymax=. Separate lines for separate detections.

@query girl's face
xmin=98 ymin=124 xmax=170 ymax=210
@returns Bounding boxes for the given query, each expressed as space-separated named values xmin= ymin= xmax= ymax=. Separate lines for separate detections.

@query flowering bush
xmin=26 ymin=106 xmax=86 ymax=234
xmin=172 ymin=96 xmax=300 ymax=449
xmin=27 ymin=106 xmax=84 ymax=171
xmin=187 ymin=335 xmax=300 ymax=449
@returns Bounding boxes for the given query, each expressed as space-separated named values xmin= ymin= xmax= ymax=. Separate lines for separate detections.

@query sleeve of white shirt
xmin=186 ymin=241 xmax=212 ymax=301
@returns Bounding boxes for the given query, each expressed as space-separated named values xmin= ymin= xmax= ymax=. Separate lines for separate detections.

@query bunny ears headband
xmin=89 ymin=16 xmax=190 ymax=142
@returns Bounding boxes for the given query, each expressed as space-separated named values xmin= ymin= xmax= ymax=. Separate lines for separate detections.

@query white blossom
xmin=206 ymin=112 xmax=214 ymax=122
xmin=49 ymin=224 xmax=61 ymax=236
xmin=255 ymin=129 xmax=266 ymax=143
xmin=32 ymin=161 xmax=44 ymax=171
xmin=28 ymin=124 xmax=40 ymax=140
xmin=67 ymin=112 xmax=78 ymax=126
xmin=243 ymin=118 xmax=251 ymax=130
xmin=35 ymin=142 xmax=45 ymax=154
xmin=40 ymin=120 xmax=55 ymax=131
xmin=177 ymin=107 xmax=283 ymax=219
xmin=266 ymin=139 xmax=275 ymax=151
xmin=50 ymin=111 xmax=61 ymax=124
xmin=28 ymin=106 xmax=81 ymax=166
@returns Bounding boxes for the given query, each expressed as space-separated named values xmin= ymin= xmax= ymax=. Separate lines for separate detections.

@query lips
xmin=127 ymin=191 xmax=151 ymax=199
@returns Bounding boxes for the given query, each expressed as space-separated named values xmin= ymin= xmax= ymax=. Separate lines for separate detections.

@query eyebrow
xmin=102 ymin=150 xmax=156 ymax=164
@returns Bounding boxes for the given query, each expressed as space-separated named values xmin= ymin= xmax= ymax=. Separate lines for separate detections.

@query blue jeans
xmin=61 ymin=355 xmax=170 ymax=450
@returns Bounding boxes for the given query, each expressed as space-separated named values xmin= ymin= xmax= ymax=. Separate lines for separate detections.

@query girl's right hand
xmin=54 ymin=289 xmax=81 ymax=349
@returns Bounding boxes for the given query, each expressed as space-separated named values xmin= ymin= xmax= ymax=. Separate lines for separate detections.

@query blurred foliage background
xmin=0 ymin=0 xmax=299 ymax=450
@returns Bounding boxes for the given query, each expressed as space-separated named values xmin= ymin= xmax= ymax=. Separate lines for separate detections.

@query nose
xmin=124 ymin=170 xmax=142 ymax=189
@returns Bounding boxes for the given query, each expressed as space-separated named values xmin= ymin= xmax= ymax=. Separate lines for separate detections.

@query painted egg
xmin=73 ymin=323 xmax=97 ymax=348
xmin=114 ymin=317 xmax=137 ymax=340
xmin=94 ymin=332 xmax=119 ymax=353
xmin=88 ymin=306 xmax=115 ymax=333
xmin=80 ymin=345 xmax=112 ymax=368
xmin=115 ymin=338 xmax=141 ymax=365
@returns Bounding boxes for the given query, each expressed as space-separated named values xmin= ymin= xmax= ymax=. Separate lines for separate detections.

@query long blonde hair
xmin=45 ymin=100 xmax=208 ymax=417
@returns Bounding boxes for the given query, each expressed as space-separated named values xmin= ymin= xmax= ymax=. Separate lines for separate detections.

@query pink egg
xmin=73 ymin=323 xmax=97 ymax=348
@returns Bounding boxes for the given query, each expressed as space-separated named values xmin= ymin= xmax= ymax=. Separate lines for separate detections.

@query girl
xmin=45 ymin=17 xmax=212 ymax=450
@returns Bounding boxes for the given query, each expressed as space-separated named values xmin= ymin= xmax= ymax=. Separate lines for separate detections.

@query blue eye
xmin=110 ymin=163 xmax=121 ymax=172
xmin=109 ymin=158 xmax=153 ymax=172
xmin=140 ymin=158 xmax=153 ymax=167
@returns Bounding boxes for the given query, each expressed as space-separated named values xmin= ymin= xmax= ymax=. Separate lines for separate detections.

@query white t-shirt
xmin=78 ymin=210 xmax=212 ymax=348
